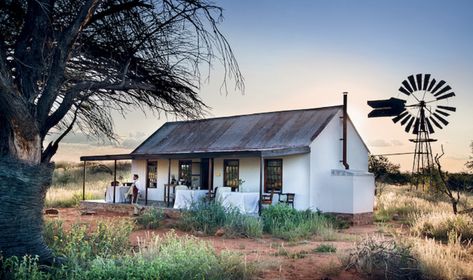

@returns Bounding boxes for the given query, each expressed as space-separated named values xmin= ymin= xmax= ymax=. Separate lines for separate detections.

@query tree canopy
xmin=0 ymin=0 xmax=243 ymax=163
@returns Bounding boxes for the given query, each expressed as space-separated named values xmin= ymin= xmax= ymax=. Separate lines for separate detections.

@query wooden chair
xmin=207 ymin=187 xmax=218 ymax=202
xmin=261 ymin=190 xmax=274 ymax=206
xmin=278 ymin=193 xmax=295 ymax=208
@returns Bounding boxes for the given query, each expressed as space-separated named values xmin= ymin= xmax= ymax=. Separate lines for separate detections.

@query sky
xmin=53 ymin=0 xmax=473 ymax=172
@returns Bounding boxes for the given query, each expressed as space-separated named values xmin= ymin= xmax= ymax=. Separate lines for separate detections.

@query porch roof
xmin=80 ymin=146 xmax=310 ymax=161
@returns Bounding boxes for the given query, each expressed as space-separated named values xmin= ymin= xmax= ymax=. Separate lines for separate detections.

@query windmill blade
xmin=413 ymin=118 xmax=420 ymax=134
xmin=425 ymin=117 xmax=435 ymax=134
xmin=435 ymin=109 xmax=450 ymax=117
xmin=400 ymin=114 xmax=412 ymax=126
xmin=434 ymin=85 xmax=452 ymax=97
xmin=433 ymin=112 xmax=449 ymax=126
xmin=392 ymin=110 xmax=408 ymax=123
xmin=416 ymin=74 xmax=423 ymax=91
xmin=437 ymin=105 xmax=456 ymax=112
xmin=405 ymin=117 xmax=415 ymax=133
xmin=399 ymin=86 xmax=411 ymax=96
xmin=429 ymin=116 xmax=442 ymax=129
xmin=402 ymin=80 xmax=414 ymax=93
xmin=427 ymin=78 xmax=436 ymax=92
xmin=422 ymin=74 xmax=431 ymax=91
xmin=437 ymin=92 xmax=455 ymax=101
xmin=408 ymin=75 xmax=418 ymax=91
xmin=431 ymin=80 xmax=446 ymax=94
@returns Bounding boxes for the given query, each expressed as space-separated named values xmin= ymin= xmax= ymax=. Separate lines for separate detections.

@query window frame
xmin=178 ymin=160 xmax=192 ymax=186
xmin=223 ymin=159 xmax=239 ymax=189
xmin=264 ymin=159 xmax=283 ymax=193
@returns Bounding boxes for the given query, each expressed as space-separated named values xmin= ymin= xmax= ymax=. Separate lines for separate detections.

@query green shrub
xmin=314 ymin=243 xmax=337 ymax=253
xmin=43 ymin=219 xmax=133 ymax=264
xmin=412 ymin=212 xmax=473 ymax=242
xmin=345 ymin=235 xmax=421 ymax=280
xmin=135 ymin=208 xmax=164 ymax=229
xmin=0 ymin=255 xmax=49 ymax=280
xmin=180 ymin=200 xmax=263 ymax=238
xmin=2 ymin=232 xmax=255 ymax=280
xmin=261 ymin=204 xmax=336 ymax=241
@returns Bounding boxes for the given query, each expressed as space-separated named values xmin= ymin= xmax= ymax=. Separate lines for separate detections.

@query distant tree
xmin=0 ymin=0 xmax=242 ymax=263
xmin=369 ymin=155 xmax=402 ymax=194
xmin=466 ymin=141 xmax=473 ymax=171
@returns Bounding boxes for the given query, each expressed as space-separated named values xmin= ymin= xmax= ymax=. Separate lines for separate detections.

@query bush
xmin=261 ymin=204 xmax=336 ymax=241
xmin=412 ymin=212 xmax=473 ymax=242
xmin=43 ymin=219 xmax=133 ymax=264
xmin=135 ymin=208 xmax=164 ymax=229
xmin=1 ymin=232 xmax=255 ymax=280
xmin=345 ymin=235 xmax=421 ymax=280
xmin=180 ymin=200 xmax=263 ymax=238
xmin=314 ymin=243 xmax=337 ymax=253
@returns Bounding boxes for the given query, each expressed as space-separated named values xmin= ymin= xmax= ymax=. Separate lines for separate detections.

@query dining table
xmin=216 ymin=191 xmax=259 ymax=214
xmin=105 ymin=186 xmax=129 ymax=203
xmin=173 ymin=189 xmax=208 ymax=209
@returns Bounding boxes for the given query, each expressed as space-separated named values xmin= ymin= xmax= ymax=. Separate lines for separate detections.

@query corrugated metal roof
xmin=131 ymin=105 xmax=342 ymax=156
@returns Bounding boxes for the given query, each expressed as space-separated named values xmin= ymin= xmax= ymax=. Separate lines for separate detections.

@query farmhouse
xmin=81 ymin=95 xmax=375 ymax=223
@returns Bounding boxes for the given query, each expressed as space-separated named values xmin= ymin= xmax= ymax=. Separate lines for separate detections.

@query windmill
xmin=368 ymin=74 xmax=456 ymax=188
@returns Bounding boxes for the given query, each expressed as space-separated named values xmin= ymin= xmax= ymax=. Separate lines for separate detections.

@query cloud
xmin=369 ymin=139 xmax=405 ymax=147
xmin=369 ymin=139 xmax=392 ymax=147
xmin=390 ymin=139 xmax=404 ymax=146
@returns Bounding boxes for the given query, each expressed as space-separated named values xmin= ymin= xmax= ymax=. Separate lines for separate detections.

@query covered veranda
xmin=80 ymin=147 xmax=306 ymax=214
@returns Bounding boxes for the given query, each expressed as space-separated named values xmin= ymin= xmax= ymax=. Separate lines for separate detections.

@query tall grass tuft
xmin=180 ymin=200 xmax=263 ymax=238
xmin=135 ymin=208 xmax=164 ymax=229
xmin=345 ymin=235 xmax=421 ymax=280
xmin=261 ymin=204 xmax=336 ymax=241
xmin=411 ymin=211 xmax=473 ymax=242
xmin=411 ymin=235 xmax=473 ymax=280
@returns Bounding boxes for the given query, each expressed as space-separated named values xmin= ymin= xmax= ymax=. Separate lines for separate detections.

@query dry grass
xmin=45 ymin=162 xmax=131 ymax=208
xmin=412 ymin=211 xmax=473 ymax=241
xmin=375 ymin=185 xmax=473 ymax=222
xmin=411 ymin=236 xmax=473 ymax=280
xmin=371 ymin=185 xmax=473 ymax=279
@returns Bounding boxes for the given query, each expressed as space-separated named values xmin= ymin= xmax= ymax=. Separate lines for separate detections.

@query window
xmin=265 ymin=159 xmax=282 ymax=193
xmin=179 ymin=160 xmax=192 ymax=186
xmin=147 ymin=161 xmax=157 ymax=188
xmin=224 ymin=160 xmax=239 ymax=189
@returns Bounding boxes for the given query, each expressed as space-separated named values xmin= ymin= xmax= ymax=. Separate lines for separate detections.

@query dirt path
xmin=45 ymin=208 xmax=376 ymax=279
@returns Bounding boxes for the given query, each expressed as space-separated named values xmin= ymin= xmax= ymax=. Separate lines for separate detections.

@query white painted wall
xmin=309 ymin=110 xmax=374 ymax=213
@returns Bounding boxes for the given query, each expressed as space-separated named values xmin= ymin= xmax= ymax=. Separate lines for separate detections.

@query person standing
xmin=126 ymin=174 xmax=140 ymax=204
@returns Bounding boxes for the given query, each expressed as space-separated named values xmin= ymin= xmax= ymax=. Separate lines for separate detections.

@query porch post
xmin=145 ymin=159 xmax=149 ymax=205
xmin=82 ymin=161 xmax=86 ymax=200
xmin=113 ymin=160 xmax=117 ymax=203
xmin=167 ymin=158 xmax=171 ymax=207
xmin=259 ymin=154 xmax=264 ymax=215
xmin=208 ymin=158 xmax=213 ymax=197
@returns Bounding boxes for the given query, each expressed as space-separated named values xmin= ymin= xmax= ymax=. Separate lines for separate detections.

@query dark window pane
xmin=265 ymin=159 xmax=282 ymax=193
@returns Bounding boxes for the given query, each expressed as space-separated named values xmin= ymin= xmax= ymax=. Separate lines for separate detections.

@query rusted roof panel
xmin=132 ymin=106 xmax=342 ymax=155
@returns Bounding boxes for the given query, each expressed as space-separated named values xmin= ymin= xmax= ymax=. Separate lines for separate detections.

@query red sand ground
xmin=46 ymin=208 xmax=377 ymax=279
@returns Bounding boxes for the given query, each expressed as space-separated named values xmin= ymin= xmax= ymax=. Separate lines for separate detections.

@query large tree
xmin=0 ymin=0 xmax=242 ymax=263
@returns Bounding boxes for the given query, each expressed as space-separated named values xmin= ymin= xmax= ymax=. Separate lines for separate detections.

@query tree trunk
xmin=0 ymin=157 xmax=56 ymax=264
xmin=452 ymin=200 xmax=458 ymax=215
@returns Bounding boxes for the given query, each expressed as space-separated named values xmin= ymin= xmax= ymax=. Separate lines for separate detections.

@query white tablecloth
xmin=173 ymin=189 xmax=208 ymax=209
xmin=105 ymin=186 xmax=129 ymax=203
xmin=217 ymin=192 xmax=259 ymax=214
